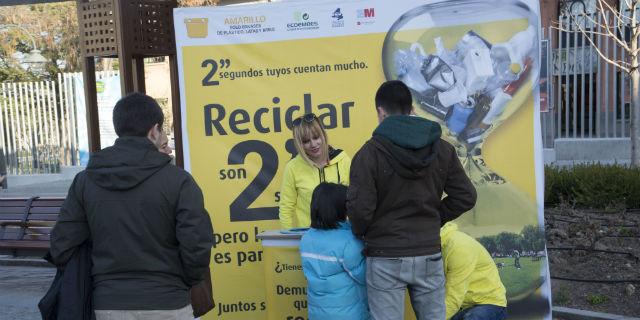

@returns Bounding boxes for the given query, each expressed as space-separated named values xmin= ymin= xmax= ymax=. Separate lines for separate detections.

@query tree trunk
xmin=632 ymin=68 xmax=640 ymax=166
xmin=630 ymin=2 xmax=639 ymax=166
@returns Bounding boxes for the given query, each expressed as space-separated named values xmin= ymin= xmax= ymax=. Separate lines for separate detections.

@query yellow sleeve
xmin=340 ymin=153 xmax=351 ymax=186
xmin=445 ymin=238 xmax=478 ymax=319
xmin=279 ymin=161 xmax=297 ymax=229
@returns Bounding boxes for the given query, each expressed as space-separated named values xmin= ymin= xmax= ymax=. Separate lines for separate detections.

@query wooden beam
xmin=82 ymin=57 xmax=101 ymax=152
xmin=132 ymin=57 xmax=146 ymax=93
xmin=169 ymin=54 xmax=183 ymax=168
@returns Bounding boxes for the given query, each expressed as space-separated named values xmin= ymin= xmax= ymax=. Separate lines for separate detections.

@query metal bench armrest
xmin=0 ymin=221 xmax=27 ymax=228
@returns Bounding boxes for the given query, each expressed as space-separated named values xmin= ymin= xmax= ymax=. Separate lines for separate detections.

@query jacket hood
xmin=373 ymin=115 xmax=442 ymax=149
xmin=440 ymin=222 xmax=458 ymax=244
xmin=371 ymin=116 xmax=443 ymax=179
xmin=86 ymin=136 xmax=171 ymax=190
xmin=328 ymin=147 xmax=347 ymax=166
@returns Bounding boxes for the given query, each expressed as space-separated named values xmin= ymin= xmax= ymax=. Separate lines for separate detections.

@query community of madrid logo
xmin=356 ymin=7 xmax=375 ymax=26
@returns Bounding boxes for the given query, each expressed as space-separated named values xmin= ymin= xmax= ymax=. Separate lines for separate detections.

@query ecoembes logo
xmin=286 ymin=11 xmax=319 ymax=31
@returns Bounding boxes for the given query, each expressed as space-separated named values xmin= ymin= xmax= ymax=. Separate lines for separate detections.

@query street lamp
xmin=0 ymin=24 xmax=48 ymax=73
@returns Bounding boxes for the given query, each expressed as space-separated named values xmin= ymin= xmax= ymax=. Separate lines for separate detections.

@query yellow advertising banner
xmin=181 ymin=33 xmax=384 ymax=320
xmin=174 ymin=0 xmax=549 ymax=319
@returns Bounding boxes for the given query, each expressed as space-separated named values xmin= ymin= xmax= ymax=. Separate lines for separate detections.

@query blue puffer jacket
xmin=299 ymin=222 xmax=369 ymax=320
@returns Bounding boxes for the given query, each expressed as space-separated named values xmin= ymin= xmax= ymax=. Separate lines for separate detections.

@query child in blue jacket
xmin=299 ymin=183 xmax=369 ymax=320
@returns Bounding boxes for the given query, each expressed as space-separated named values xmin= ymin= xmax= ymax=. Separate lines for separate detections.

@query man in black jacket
xmin=50 ymin=93 xmax=213 ymax=319
xmin=347 ymin=81 xmax=477 ymax=320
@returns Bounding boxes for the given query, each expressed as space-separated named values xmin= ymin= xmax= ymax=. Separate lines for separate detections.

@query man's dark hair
xmin=310 ymin=183 xmax=348 ymax=230
xmin=112 ymin=92 xmax=164 ymax=137
xmin=375 ymin=80 xmax=413 ymax=115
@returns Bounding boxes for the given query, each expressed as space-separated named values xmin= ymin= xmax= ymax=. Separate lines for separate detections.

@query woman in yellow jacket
xmin=279 ymin=113 xmax=351 ymax=229
xmin=441 ymin=222 xmax=507 ymax=320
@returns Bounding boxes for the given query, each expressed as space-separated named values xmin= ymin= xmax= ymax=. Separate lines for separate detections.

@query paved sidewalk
xmin=0 ymin=265 xmax=56 ymax=320
xmin=0 ymin=179 xmax=71 ymax=198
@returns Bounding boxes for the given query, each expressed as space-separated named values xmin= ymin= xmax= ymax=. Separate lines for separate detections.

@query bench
xmin=0 ymin=197 xmax=65 ymax=256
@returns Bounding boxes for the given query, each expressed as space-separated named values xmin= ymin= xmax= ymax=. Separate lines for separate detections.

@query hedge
xmin=545 ymin=164 xmax=640 ymax=209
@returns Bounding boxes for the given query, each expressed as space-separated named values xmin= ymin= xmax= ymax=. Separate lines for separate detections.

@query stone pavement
xmin=0 ymin=179 xmax=71 ymax=198
xmin=0 ymin=264 xmax=56 ymax=320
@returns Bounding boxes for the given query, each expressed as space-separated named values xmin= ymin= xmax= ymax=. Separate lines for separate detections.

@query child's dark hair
xmin=375 ymin=80 xmax=413 ymax=115
xmin=310 ymin=183 xmax=348 ymax=230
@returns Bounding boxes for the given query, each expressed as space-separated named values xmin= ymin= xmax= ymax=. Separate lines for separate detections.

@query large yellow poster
xmin=174 ymin=0 xmax=550 ymax=319
xmin=180 ymin=33 xmax=384 ymax=319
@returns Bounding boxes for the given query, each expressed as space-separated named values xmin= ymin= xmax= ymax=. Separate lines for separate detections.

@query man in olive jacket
xmin=347 ymin=81 xmax=477 ymax=320
xmin=50 ymin=93 xmax=213 ymax=319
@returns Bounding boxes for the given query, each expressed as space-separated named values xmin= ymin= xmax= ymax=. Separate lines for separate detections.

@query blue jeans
xmin=366 ymin=253 xmax=445 ymax=320
xmin=451 ymin=304 xmax=507 ymax=320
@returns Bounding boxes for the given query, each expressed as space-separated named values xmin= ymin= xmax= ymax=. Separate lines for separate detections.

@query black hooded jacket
xmin=347 ymin=115 xmax=476 ymax=257
xmin=50 ymin=136 xmax=213 ymax=310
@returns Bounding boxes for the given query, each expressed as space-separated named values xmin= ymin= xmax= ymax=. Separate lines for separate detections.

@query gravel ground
xmin=0 ymin=265 xmax=56 ymax=320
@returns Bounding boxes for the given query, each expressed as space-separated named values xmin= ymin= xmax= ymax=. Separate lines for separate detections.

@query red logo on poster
xmin=364 ymin=8 xmax=375 ymax=18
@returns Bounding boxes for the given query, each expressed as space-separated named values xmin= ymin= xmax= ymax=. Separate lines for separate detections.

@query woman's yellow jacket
xmin=279 ymin=149 xmax=350 ymax=229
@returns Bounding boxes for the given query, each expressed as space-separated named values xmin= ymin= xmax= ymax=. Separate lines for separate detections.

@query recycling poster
xmin=174 ymin=0 xmax=550 ymax=319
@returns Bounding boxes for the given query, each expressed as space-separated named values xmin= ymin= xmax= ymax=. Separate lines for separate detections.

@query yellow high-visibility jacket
xmin=441 ymin=222 xmax=507 ymax=319
xmin=279 ymin=149 xmax=350 ymax=229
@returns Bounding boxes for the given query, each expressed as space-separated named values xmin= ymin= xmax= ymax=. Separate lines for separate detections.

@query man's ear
xmin=147 ymin=123 xmax=161 ymax=145
xmin=376 ymin=106 xmax=387 ymax=123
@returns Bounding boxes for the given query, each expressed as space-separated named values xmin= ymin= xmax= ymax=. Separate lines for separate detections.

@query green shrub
xmin=586 ymin=294 xmax=608 ymax=306
xmin=554 ymin=285 xmax=570 ymax=305
xmin=545 ymin=164 xmax=640 ymax=209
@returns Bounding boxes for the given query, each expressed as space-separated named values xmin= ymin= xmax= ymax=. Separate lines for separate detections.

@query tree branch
xmin=574 ymin=21 xmax=631 ymax=73
xmin=553 ymin=17 xmax=607 ymax=33
xmin=633 ymin=1 xmax=639 ymax=30
xmin=599 ymin=0 xmax=622 ymax=20
xmin=617 ymin=5 xmax=626 ymax=37
xmin=580 ymin=13 xmax=607 ymax=30
xmin=624 ymin=0 xmax=633 ymax=12
xmin=592 ymin=4 xmax=634 ymax=52
xmin=553 ymin=13 xmax=633 ymax=53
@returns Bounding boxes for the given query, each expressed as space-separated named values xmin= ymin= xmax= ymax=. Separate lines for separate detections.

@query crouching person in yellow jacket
xmin=442 ymin=222 xmax=507 ymax=320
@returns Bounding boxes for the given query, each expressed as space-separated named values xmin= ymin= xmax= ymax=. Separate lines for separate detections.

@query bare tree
xmin=557 ymin=0 xmax=640 ymax=166
xmin=0 ymin=3 xmax=80 ymax=80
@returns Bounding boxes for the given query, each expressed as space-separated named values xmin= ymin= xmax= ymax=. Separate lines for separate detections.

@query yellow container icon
xmin=185 ymin=18 xmax=209 ymax=38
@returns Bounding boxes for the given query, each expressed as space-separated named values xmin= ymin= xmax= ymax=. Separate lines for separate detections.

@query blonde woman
xmin=279 ymin=113 xmax=351 ymax=229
